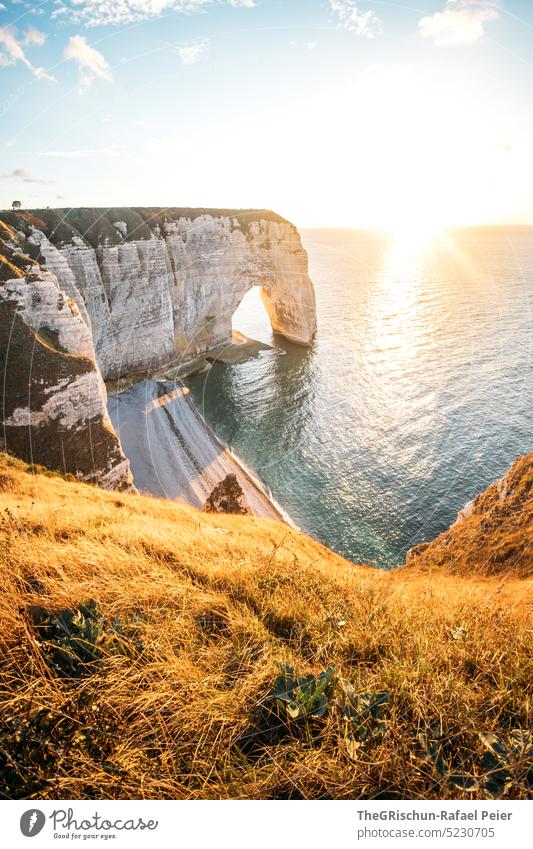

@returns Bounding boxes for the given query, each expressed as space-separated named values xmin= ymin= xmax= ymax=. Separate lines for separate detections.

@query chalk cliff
xmin=0 ymin=223 xmax=133 ymax=489
xmin=2 ymin=208 xmax=316 ymax=381
xmin=0 ymin=207 xmax=316 ymax=487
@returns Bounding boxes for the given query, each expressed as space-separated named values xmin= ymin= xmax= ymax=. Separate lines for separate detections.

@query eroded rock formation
xmin=203 ymin=473 xmax=251 ymax=515
xmin=0 ymin=207 xmax=316 ymax=489
xmin=0 ymin=232 xmax=133 ymax=489
xmin=2 ymin=208 xmax=316 ymax=382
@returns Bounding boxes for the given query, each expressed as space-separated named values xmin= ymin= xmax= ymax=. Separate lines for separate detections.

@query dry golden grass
xmin=0 ymin=453 xmax=531 ymax=800
xmin=408 ymin=453 xmax=533 ymax=578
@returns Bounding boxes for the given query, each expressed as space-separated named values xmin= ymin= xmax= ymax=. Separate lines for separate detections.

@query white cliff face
xmin=0 ymin=267 xmax=133 ymax=491
xmin=30 ymin=214 xmax=317 ymax=380
xmin=2 ymin=270 xmax=96 ymax=360
xmin=29 ymin=233 xmax=92 ymax=329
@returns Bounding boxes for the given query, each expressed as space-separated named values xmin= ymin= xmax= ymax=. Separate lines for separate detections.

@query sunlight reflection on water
xmin=187 ymin=228 xmax=533 ymax=567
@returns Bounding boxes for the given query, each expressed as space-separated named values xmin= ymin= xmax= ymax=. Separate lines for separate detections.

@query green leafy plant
xmin=30 ymin=600 xmax=139 ymax=679
xmin=339 ymin=679 xmax=389 ymax=757
xmin=450 ymin=625 xmax=468 ymax=641
xmin=416 ymin=718 xmax=448 ymax=774
xmin=447 ymin=774 xmax=479 ymax=792
xmin=272 ymin=663 xmax=336 ymax=721
xmin=479 ymin=730 xmax=533 ymax=798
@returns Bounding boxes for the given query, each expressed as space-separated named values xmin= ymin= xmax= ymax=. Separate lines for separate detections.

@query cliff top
xmin=0 ymin=206 xmax=292 ymax=250
xmin=0 ymin=452 xmax=530 ymax=800
xmin=0 ymin=219 xmax=39 ymax=283
xmin=407 ymin=452 xmax=532 ymax=577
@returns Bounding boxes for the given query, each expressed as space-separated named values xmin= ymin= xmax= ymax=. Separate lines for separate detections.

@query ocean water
xmin=187 ymin=228 xmax=533 ymax=567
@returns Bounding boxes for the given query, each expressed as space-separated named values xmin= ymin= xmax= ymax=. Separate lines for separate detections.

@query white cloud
xmin=52 ymin=0 xmax=254 ymax=27
xmin=41 ymin=150 xmax=94 ymax=159
xmin=0 ymin=168 xmax=50 ymax=184
xmin=41 ymin=146 xmax=117 ymax=158
xmin=290 ymin=40 xmax=318 ymax=51
xmin=177 ymin=38 xmax=209 ymax=65
xmin=418 ymin=0 xmax=499 ymax=46
xmin=0 ymin=26 xmax=55 ymax=81
xmin=64 ymin=35 xmax=112 ymax=93
xmin=329 ymin=0 xmax=381 ymax=38
xmin=22 ymin=26 xmax=47 ymax=48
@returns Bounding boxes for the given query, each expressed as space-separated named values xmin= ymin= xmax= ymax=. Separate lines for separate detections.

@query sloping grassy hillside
xmin=0 ymin=454 xmax=531 ymax=800
xmin=407 ymin=453 xmax=532 ymax=578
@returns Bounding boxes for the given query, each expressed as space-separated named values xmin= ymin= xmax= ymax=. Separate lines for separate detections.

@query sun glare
xmin=387 ymin=214 xmax=445 ymax=249
xmin=297 ymin=62 xmax=519 ymax=230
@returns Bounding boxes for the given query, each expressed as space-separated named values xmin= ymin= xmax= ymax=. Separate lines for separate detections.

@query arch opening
xmin=231 ymin=285 xmax=274 ymax=346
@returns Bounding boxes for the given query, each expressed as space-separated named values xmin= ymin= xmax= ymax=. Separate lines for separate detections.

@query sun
xmin=387 ymin=211 xmax=446 ymax=248
xmin=378 ymin=188 xmax=449 ymax=246
xmin=294 ymin=62 xmax=512 ymax=230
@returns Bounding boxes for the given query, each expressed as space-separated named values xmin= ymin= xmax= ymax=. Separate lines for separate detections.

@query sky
xmin=1 ymin=0 xmax=533 ymax=228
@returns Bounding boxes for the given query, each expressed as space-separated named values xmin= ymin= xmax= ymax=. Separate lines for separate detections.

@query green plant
xmin=273 ymin=663 xmax=336 ymax=721
xmin=30 ymin=600 xmax=138 ymax=679
xmin=30 ymin=600 xmax=105 ymax=677
xmin=447 ymin=774 xmax=479 ymax=792
xmin=416 ymin=718 xmax=447 ymax=774
xmin=339 ymin=679 xmax=389 ymax=757
xmin=479 ymin=730 xmax=533 ymax=798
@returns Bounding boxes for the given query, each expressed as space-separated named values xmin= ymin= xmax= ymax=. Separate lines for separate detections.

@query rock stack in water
xmin=203 ymin=474 xmax=251 ymax=515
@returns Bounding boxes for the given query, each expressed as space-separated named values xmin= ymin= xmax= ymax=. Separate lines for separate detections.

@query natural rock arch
xmin=2 ymin=209 xmax=317 ymax=381
xmin=169 ymin=217 xmax=317 ymax=366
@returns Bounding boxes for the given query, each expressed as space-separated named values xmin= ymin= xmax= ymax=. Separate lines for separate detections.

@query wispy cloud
xmin=418 ymin=0 xmax=499 ymax=46
xmin=64 ymin=35 xmax=112 ymax=93
xmin=329 ymin=0 xmax=381 ymax=38
xmin=0 ymin=26 xmax=55 ymax=82
xmin=0 ymin=168 xmax=51 ymax=184
xmin=52 ymin=0 xmax=254 ymax=28
xmin=176 ymin=39 xmax=210 ymax=65
xmin=289 ymin=40 xmax=318 ymax=51
xmin=41 ymin=146 xmax=117 ymax=159
xmin=22 ymin=26 xmax=46 ymax=48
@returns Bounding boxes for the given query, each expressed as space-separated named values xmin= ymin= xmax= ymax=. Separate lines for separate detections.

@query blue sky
xmin=1 ymin=1 xmax=533 ymax=226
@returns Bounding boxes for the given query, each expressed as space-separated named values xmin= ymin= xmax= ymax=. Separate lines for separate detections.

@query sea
xmin=186 ymin=227 xmax=533 ymax=567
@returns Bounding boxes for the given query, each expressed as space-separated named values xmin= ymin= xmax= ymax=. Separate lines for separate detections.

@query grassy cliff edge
xmin=0 ymin=452 xmax=531 ymax=800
